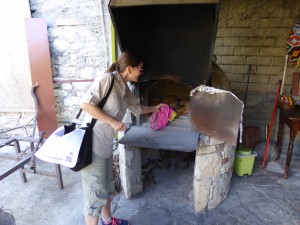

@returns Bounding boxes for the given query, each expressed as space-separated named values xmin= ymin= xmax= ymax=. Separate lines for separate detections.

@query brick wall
xmin=214 ymin=0 xmax=300 ymax=158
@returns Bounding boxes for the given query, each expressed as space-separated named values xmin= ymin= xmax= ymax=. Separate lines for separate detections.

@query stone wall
xmin=0 ymin=112 xmax=35 ymax=137
xmin=31 ymin=0 xmax=111 ymax=123
xmin=214 ymin=0 xmax=300 ymax=157
xmin=1 ymin=0 xmax=112 ymax=137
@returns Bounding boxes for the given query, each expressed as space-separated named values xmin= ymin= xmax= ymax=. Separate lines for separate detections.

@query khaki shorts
xmin=81 ymin=152 xmax=114 ymax=217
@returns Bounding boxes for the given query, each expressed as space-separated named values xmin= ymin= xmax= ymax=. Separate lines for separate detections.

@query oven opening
xmin=140 ymin=79 xmax=192 ymax=128
xmin=137 ymin=79 xmax=196 ymax=187
xmin=118 ymin=78 xmax=200 ymax=152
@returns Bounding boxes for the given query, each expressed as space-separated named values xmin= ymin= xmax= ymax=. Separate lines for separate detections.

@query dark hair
xmin=106 ymin=50 xmax=143 ymax=73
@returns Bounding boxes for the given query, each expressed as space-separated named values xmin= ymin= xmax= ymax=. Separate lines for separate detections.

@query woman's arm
xmin=80 ymin=101 xmax=164 ymax=131
xmin=141 ymin=103 xmax=164 ymax=114
xmin=80 ymin=103 xmax=127 ymax=132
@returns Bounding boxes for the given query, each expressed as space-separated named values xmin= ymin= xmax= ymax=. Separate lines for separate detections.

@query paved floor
xmin=0 ymin=150 xmax=300 ymax=225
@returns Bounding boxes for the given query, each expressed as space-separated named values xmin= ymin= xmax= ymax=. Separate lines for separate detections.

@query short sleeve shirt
xmin=81 ymin=71 xmax=142 ymax=158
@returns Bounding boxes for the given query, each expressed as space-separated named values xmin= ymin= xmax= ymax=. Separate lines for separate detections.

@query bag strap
xmin=89 ymin=75 xmax=114 ymax=127
xmin=97 ymin=75 xmax=115 ymax=109
xmin=75 ymin=74 xmax=115 ymax=119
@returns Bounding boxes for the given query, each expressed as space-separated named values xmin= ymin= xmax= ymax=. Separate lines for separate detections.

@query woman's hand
xmin=108 ymin=119 xmax=127 ymax=132
xmin=81 ymin=103 xmax=127 ymax=132
xmin=153 ymin=103 xmax=165 ymax=112
xmin=141 ymin=103 xmax=165 ymax=114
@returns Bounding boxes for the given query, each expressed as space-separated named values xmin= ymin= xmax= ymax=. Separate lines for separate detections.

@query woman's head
xmin=106 ymin=50 xmax=143 ymax=82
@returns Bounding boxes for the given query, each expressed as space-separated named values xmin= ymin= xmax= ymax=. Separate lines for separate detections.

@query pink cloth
xmin=150 ymin=104 xmax=175 ymax=130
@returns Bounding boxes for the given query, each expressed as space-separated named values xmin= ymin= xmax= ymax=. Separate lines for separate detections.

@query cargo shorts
xmin=81 ymin=152 xmax=114 ymax=217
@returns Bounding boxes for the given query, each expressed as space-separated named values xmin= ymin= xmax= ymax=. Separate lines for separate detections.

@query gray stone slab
xmin=217 ymin=193 xmax=241 ymax=213
xmin=247 ymin=200 xmax=295 ymax=225
xmin=265 ymin=161 xmax=284 ymax=173
xmin=124 ymin=205 xmax=173 ymax=225
xmin=172 ymin=210 xmax=204 ymax=225
xmin=226 ymin=206 xmax=265 ymax=225
xmin=204 ymin=211 xmax=239 ymax=225
xmin=118 ymin=126 xmax=199 ymax=152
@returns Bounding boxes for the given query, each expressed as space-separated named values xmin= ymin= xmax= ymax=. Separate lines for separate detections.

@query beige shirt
xmin=81 ymin=71 xmax=142 ymax=158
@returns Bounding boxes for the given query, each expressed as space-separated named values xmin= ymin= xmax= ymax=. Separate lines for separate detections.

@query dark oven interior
xmin=109 ymin=1 xmax=220 ymax=87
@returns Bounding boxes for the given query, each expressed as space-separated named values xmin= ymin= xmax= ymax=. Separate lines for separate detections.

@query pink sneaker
xmin=101 ymin=217 xmax=129 ymax=225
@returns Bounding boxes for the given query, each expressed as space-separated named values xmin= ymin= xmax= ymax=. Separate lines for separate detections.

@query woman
xmin=80 ymin=50 xmax=163 ymax=225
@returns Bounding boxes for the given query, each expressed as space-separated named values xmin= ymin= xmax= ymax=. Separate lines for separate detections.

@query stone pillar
xmin=193 ymin=135 xmax=235 ymax=212
xmin=118 ymin=131 xmax=143 ymax=198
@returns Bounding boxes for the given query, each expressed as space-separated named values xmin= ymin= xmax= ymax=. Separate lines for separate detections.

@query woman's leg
xmin=99 ymin=156 xmax=129 ymax=225
xmin=81 ymin=154 xmax=112 ymax=225
xmin=101 ymin=197 xmax=112 ymax=220
xmin=84 ymin=216 xmax=99 ymax=225
xmin=101 ymin=155 xmax=114 ymax=221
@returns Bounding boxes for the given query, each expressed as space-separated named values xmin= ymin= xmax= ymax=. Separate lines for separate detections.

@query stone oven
xmin=109 ymin=0 xmax=243 ymax=212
